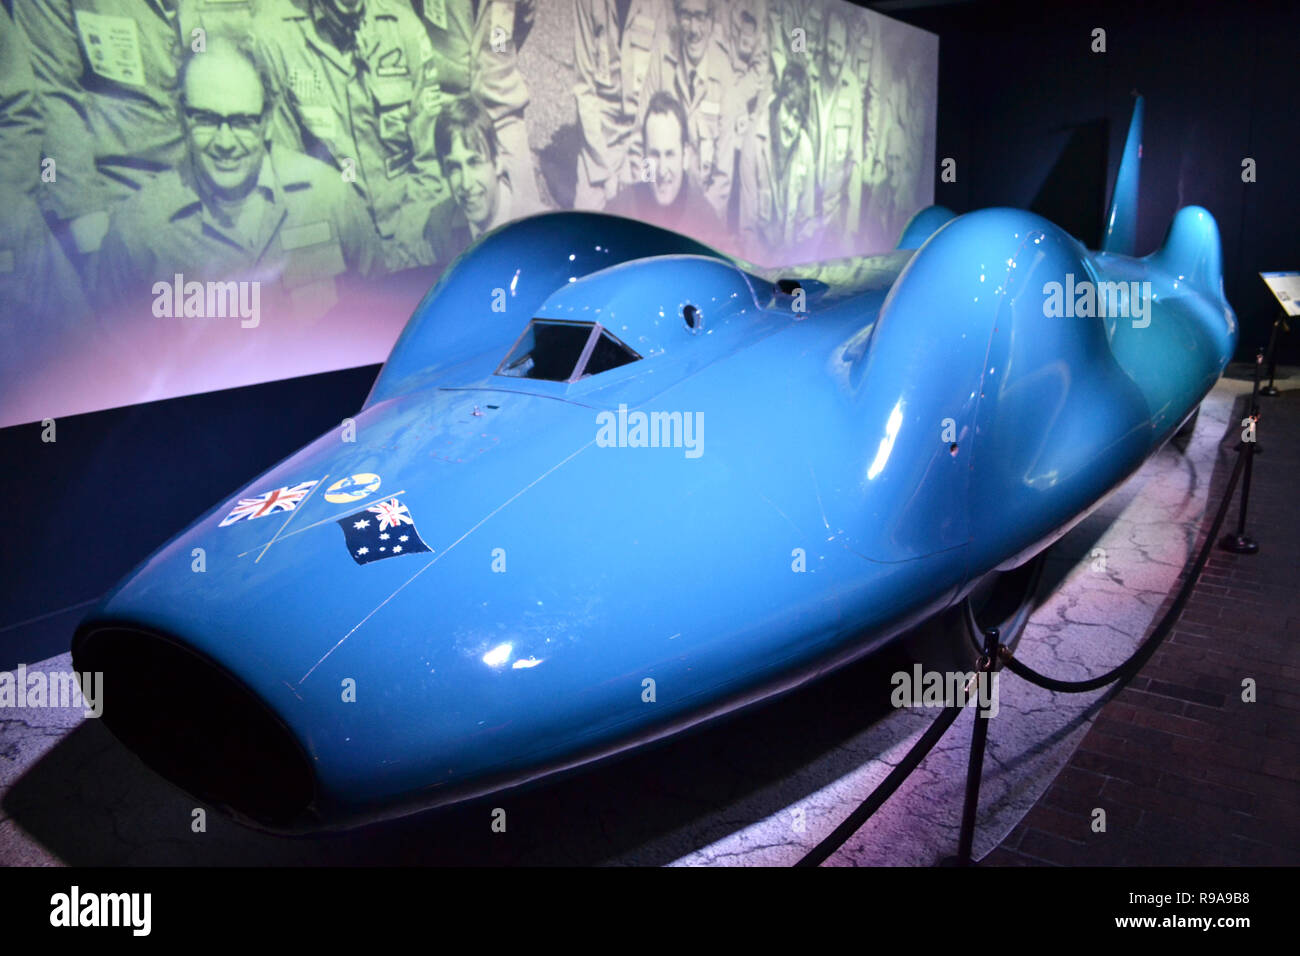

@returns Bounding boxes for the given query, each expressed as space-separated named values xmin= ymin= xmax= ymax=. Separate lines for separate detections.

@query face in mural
xmin=675 ymin=0 xmax=713 ymax=69
xmin=891 ymin=67 xmax=911 ymax=125
xmin=806 ymin=4 xmax=825 ymax=38
xmin=887 ymin=129 xmax=906 ymax=194
xmin=866 ymin=76 xmax=885 ymax=136
xmin=823 ymin=15 xmax=847 ymax=84
xmin=442 ymin=130 xmax=502 ymax=232
xmin=730 ymin=4 xmax=760 ymax=64
xmin=644 ymin=110 xmax=686 ymax=207
xmin=315 ymin=0 xmax=366 ymax=36
xmin=320 ymin=0 xmax=364 ymax=16
xmin=777 ymin=97 xmax=801 ymax=152
xmin=768 ymin=3 xmax=785 ymax=55
xmin=181 ymin=49 xmax=268 ymax=202
xmin=856 ymin=23 xmax=876 ymax=77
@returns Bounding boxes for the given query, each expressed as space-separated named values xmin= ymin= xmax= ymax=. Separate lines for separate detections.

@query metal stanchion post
xmin=1252 ymin=348 xmax=1264 ymax=417
xmin=1220 ymin=351 xmax=1261 ymax=554
xmin=944 ymin=626 xmax=999 ymax=867
xmin=1261 ymin=318 xmax=1281 ymax=397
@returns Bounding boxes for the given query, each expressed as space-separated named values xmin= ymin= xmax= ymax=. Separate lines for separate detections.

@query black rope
xmin=795 ymin=687 xmax=971 ymax=867
xmin=796 ymin=439 xmax=1250 ymax=865
xmin=994 ymin=447 xmax=1246 ymax=693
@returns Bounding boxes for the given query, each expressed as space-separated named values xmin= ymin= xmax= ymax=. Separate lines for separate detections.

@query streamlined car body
xmin=73 ymin=99 xmax=1236 ymax=830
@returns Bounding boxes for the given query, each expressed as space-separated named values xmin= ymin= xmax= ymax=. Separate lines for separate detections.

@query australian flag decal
xmin=337 ymin=498 xmax=432 ymax=565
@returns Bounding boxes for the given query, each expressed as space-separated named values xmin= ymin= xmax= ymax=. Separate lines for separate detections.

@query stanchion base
xmin=1219 ymin=534 xmax=1259 ymax=554
xmin=1260 ymin=385 xmax=1280 ymax=397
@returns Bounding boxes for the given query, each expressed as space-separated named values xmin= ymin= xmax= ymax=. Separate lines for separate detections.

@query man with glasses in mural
xmin=14 ymin=0 xmax=263 ymax=261
xmin=737 ymin=59 xmax=816 ymax=264
xmin=572 ymin=0 xmax=666 ymax=209
xmin=93 ymin=43 xmax=379 ymax=313
xmin=255 ymin=0 xmax=442 ymax=273
xmin=811 ymin=6 xmax=863 ymax=258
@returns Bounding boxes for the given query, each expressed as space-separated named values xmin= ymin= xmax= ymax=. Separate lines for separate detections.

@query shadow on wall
xmin=1029 ymin=118 xmax=1109 ymax=250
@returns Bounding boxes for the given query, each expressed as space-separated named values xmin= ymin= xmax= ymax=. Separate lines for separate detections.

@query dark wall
xmin=0 ymin=365 xmax=379 ymax=668
xmin=874 ymin=0 xmax=1300 ymax=362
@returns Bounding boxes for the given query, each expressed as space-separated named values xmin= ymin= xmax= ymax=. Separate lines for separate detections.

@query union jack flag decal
xmin=219 ymin=480 xmax=319 ymax=527
xmin=367 ymin=498 xmax=414 ymax=531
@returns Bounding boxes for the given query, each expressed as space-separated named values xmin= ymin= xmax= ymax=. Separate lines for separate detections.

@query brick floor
xmin=985 ymin=387 xmax=1300 ymax=866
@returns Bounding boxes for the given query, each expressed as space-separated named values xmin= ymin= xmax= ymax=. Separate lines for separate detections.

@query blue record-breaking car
xmin=73 ymin=98 xmax=1236 ymax=830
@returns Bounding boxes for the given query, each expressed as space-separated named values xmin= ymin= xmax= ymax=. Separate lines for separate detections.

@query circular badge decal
xmin=324 ymin=473 xmax=381 ymax=504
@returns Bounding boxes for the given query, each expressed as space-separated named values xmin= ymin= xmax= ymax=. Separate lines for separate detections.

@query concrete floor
xmin=0 ymin=374 xmax=1264 ymax=865
xmin=988 ymin=376 xmax=1300 ymax=865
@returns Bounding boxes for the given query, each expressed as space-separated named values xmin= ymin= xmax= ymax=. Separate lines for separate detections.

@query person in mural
xmin=797 ymin=1 xmax=825 ymax=87
xmin=851 ymin=9 xmax=877 ymax=102
xmin=254 ymin=0 xmax=443 ymax=273
xmin=407 ymin=94 xmax=540 ymax=273
xmin=641 ymin=0 xmax=738 ymax=222
xmin=0 ymin=194 xmax=92 ymax=348
xmin=1 ymin=7 xmax=42 ymax=198
xmin=606 ymin=90 xmax=723 ymax=244
xmin=93 ymin=43 xmax=380 ymax=314
xmin=811 ymin=5 xmax=864 ymax=257
xmin=901 ymin=54 xmax=935 ymax=221
xmin=724 ymin=0 xmax=772 ymax=121
xmin=737 ymin=59 xmax=816 ymax=265
xmin=851 ymin=14 xmax=882 ymax=249
xmin=408 ymin=0 xmax=541 ymax=210
xmin=572 ymin=0 xmax=666 ymax=209
xmin=862 ymin=112 xmax=909 ymax=248
xmin=716 ymin=0 xmax=771 ymax=230
xmin=14 ymin=0 xmax=263 ymax=260
xmin=868 ymin=51 xmax=927 ymax=245
xmin=765 ymin=0 xmax=790 ymax=83
xmin=0 ymin=7 xmax=88 ymax=332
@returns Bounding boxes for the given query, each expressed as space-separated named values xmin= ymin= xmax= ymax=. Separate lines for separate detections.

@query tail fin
xmin=1150 ymin=205 xmax=1227 ymax=301
xmin=1101 ymin=95 xmax=1144 ymax=255
xmin=896 ymin=204 xmax=956 ymax=250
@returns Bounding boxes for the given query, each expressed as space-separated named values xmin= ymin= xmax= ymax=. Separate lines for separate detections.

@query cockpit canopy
xmin=495 ymin=319 xmax=642 ymax=383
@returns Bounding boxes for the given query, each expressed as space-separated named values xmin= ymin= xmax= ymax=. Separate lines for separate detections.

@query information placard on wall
xmin=1260 ymin=271 xmax=1300 ymax=316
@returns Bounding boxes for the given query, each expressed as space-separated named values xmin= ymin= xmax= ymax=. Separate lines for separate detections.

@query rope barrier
xmin=985 ymin=445 xmax=1246 ymax=693
xmin=794 ymin=681 xmax=970 ymax=867
xmin=796 ymin=414 xmax=1254 ymax=865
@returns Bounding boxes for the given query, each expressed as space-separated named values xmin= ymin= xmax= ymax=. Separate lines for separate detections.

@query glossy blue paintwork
xmin=75 ymin=102 xmax=1236 ymax=829
xmin=896 ymin=204 xmax=957 ymax=249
